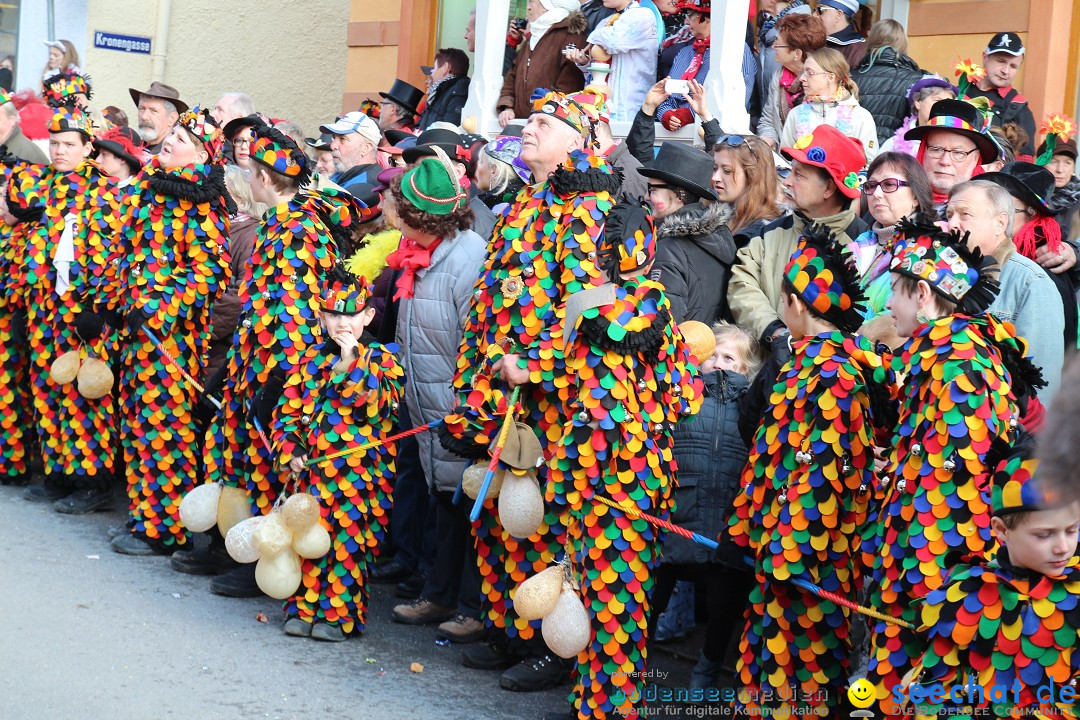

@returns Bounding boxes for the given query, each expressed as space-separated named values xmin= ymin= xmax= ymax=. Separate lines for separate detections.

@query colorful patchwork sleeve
xmin=274 ymin=346 xmax=319 ymax=468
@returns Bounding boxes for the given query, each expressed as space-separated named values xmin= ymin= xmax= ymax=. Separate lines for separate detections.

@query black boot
xmin=24 ymin=484 xmax=71 ymax=503
xmin=462 ymin=637 xmax=518 ymax=670
xmin=210 ymin=563 xmax=263 ymax=598
xmin=111 ymin=532 xmax=177 ymax=556
xmin=55 ymin=487 xmax=114 ymax=514
xmin=171 ymin=534 xmax=235 ymax=575
xmin=0 ymin=471 xmax=31 ymax=486
xmin=500 ymin=653 xmax=573 ymax=692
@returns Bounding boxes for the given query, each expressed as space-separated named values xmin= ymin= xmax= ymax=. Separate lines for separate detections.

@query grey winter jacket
xmin=649 ymin=202 xmax=737 ymax=324
xmin=663 ymin=369 xmax=749 ymax=566
xmin=397 ymin=229 xmax=488 ymax=491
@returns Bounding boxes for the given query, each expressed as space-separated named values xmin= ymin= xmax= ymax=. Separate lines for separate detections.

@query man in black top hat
xmin=379 ymin=79 xmax=424 ymax=133
xmin=963 ymin=32 xmax=1037 ymax=157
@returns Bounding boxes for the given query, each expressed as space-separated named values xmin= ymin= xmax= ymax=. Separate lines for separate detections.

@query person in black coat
xmin=418 ymin=49 xmax=470 ymax=131
xmin=653 ymin=324 xmax=759 ymax=689
xmin=638 ymin=142 xmax=737 ymax=324
xmin=850 ymin=20 xmax=925 ymax=146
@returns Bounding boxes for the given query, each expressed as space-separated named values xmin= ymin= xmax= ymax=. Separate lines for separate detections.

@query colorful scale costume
xmin=274 ymin=270 xmax=403 ymax=636
xmin=726 ymin=227 xmax=896 ymax=713
xmin=13 ymin=136 xmax=120 ymax=492
xmin=104 ymin=157 xmax=231 ymax=547
xmin=867 ymin=221 xmax=1042 ymax=700
xmin=206 ymin=185 xmax=369 ymax=514
xmin=442 ymin=150 xmax=620 ymax=646
xmin=550 ymin=255 xmax=703 ymax=718
xmin=904 ymin=449 xmax=1080 ymax=719
xmin=0 ymin=164 xmax=44 ymax=484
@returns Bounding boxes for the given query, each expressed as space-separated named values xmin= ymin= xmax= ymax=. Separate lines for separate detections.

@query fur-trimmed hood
xmin=657 ymin=201 xmax=736 ymax=265
xmin=556 ymin=11 xmax=588 ymax=35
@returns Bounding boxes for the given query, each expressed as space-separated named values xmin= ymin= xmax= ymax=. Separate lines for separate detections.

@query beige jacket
xmin=728 ymin=207 xmax=868 ymax=340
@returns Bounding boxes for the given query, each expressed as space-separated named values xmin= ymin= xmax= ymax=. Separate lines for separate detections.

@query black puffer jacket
xmin=851 ymin=47 xmax=925 ymax=145
xmin=664 ymin=370 xmax=750 ymax=566
xmin=649 ymin=202 xmax=737 ymax=324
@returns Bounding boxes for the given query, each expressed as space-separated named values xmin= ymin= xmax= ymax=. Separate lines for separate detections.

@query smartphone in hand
xmin=664 ymin=79 xmax=690 ymax=95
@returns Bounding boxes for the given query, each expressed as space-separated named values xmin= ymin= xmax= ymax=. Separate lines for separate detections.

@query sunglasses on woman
xmin=861 ymin=178 xmax=910 ymax=195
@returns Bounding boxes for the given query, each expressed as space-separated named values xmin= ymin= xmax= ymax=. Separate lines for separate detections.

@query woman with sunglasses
xmin=848 ymin=152 xmax=934 ymax=321
xmin=711 ymin=134 xmax=782 ymax=246
xmin=779 ymin=47 xmax=878 ymax=163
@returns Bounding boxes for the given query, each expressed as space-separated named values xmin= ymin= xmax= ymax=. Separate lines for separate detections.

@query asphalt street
xmin=0 ymin=485 xmax=572 ymax=720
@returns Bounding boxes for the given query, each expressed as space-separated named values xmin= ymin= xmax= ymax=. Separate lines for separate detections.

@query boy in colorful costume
xmin=273 ymin=264 xmax=403 ymax=642
xmin=725 ymin=226 xmax=897 ymax=714
xmin=17 ymin=107 xmax=120 ymax=513
xmin=200 ymin=127 xmax=372 ymax=592
xmin=867 ymin=217 xmax=1045 ymax=703
xmin=547 ymin=201 xmax=703 ymax=718
xmin=440 ymin=88 xmax=621 ymax=689
xmin=103 ymin=106 xmax=232 ymax=555
xmin=900 ymin=441 xmax=1080 ymax=719
xmin=42 ymin=70 xmax=92 ymax=112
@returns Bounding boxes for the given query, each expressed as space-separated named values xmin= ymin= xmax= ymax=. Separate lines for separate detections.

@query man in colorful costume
xmin=725 ymin=226 xmax=897 ymax=714
xmin=102 ymin=106 xmax=232 ymax=555
xmin=17 ymin=107 xmax=120 ymax=514
xmin=547 ymin=200 xmax=703 ymax=718
xmin=440 ymin=88 xmax=621 ymax=691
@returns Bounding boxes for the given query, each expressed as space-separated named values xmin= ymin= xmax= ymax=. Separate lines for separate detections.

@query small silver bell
xmin=637 ymin=379 xmax=647 ymax=392
xmin=672 ymin=385 xmax=682 ymax=396
xmin=1010 ymin=416 xmax=1018 ymax=429
xmin=911 ymin=442 xmax=922 ymax=457
xmin=943 ymin=457 xmax=957 ymax=472
xmin=242 ymin=318 xmax=252 ymax=329
xmin=858 ymin=481 xmax=869 ymax=494
xmin=301 ymin=414 xmax=311 ymax=425
xmin=391 ymin=401 xmax=399 ymax=411
xmin=577 ymin=410 xmax=589 ymax=422
xmin=261 ymin=291 xmax=271 ymax=300
xmin=522 ymin=266 xmax=535 ymax=278
xmin=586 ymin=251 xmax=596 ymax=261
xmin=896 ymin=478 xmax=907 ymax=492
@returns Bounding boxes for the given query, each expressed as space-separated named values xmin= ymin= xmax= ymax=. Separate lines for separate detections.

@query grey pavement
xmin=0 ymin=486 xmax=569 ymax=720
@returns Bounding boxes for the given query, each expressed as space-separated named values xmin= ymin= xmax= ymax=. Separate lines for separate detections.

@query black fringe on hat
xmin=799 ymin=223 xmax=867 ymax=334
xmin=894 ymin=216 xmax=999 ymax=315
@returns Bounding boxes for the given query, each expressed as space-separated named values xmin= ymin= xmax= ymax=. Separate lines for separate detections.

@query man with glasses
xmin=816 ymin=0 xmax=866 ymax=69
xmin=730 ymin=124 xmax=869 ymax=345
xmin=905 ymin=98 xmax=999 ymax=212
xmin=377 ymin=79 xmax=423 ymax=133
xmin=319 ymin=111 xmax=383 ymax=194
xmin=946 ymin=178 xmax=1064 ymax=402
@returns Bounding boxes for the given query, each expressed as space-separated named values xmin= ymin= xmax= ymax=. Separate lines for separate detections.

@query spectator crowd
xmin=4 ymin=4 xmax=1080 ymax=719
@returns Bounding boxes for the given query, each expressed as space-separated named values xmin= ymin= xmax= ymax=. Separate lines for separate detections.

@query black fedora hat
xmin=402 ymin=128 xmax=469 ymax=165
xmin=904 ymin=99 xmax=998 ymax=164
xmin=379 ymin=79 xmax=424 ymax=117
xmin=981 ymin=161 xmax=1056 ymax=216
xmin=637 ymin=142 xmax=718 ymax=201
xmin=223 ymin=113 xmax=267 ymax=140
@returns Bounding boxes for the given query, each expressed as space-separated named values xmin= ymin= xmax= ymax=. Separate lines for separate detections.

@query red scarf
xmin=779 ymin=68 xmax=803 ymax=120
xmin=916 ymin=143 xmax=984 ymax=206
xmin=387 ymin=237 xmax=443 ymax=300
xmin=680 ymin=37 xmax=710 ymax=80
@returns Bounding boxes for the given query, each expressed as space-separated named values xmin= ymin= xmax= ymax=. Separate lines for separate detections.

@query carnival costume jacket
xmin=549 ymin=278 xmax=703 ymax=719
xmin=103 ymin=160 xmax=231 ymax=547
xmin=274 ymin=340 xmax=404 ymax=635
xmin=727 ymin=332 xmax=896 ymax=712
xmin=441 ymin=150 xmax=620 ymax=646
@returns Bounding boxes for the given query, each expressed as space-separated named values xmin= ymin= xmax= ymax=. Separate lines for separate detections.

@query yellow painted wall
xmin=84 ymin=0 xmax=350 ymax=138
